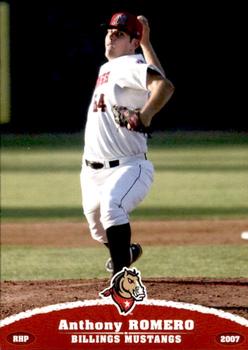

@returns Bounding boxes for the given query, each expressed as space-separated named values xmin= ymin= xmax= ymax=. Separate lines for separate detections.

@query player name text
xmin=58 ymin=319 xmax=194 ymax=332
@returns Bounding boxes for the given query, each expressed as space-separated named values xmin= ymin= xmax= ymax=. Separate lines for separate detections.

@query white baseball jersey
xmin=83 ymin=54 xmax=162 ymax=161
xmin=81 ymin=54 xmax=163 ymax=243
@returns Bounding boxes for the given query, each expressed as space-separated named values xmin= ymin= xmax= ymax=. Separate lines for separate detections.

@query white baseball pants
xmin=80 ymin=157 xmax=154 ymax=243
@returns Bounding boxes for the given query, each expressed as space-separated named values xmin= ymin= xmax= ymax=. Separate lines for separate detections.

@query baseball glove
xmin=112 ymin=105 xmax=149 ymax=134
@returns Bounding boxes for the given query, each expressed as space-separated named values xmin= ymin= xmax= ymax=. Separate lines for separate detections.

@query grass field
xmin=1 ymin=131 xmax=248 ymax=221
xmin=1 ymin=131 xmax=248 ymax=280
xmin=2 ymin=245 xmax=247 ymax=280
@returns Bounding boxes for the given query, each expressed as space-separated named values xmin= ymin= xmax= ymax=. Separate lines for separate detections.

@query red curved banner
xmin=1 ymin=299 xmax=247 ymax=350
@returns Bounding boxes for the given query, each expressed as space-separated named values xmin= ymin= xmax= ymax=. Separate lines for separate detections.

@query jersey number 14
xmin=93 ymin=94 xmax=106 ymax=112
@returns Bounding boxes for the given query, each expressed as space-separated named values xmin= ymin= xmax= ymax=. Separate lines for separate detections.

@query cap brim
xmin=100 ymin=23 xmax=129 ymax=33
xmin=100 ymin=23 xmax=141 ymax=39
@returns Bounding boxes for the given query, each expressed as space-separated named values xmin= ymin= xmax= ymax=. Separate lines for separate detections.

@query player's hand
xmin=137 ymin=15 xmax=150 ymax=47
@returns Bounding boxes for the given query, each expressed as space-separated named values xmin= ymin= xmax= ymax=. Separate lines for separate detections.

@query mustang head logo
xmin=100 ymin=268 xmax=146 ymax=315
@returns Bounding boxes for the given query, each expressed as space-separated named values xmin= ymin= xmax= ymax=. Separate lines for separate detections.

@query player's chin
xmin=106 ymin=51 xmax=120 ymax=60
xmin=105 ymin=46 xmax=113 ymax=53
xmin=105 ymin=48 xmax=115 ymax=58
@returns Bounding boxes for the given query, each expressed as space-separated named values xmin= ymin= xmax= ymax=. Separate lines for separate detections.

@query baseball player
xmin=80 ymin=12 xmax=174 ymax=275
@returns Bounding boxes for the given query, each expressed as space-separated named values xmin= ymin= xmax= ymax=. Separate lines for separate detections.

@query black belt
xmin=85 ymin=159 xmax=119 ymax=169
xmin=85 ymin=154 xmax=147 ymax=170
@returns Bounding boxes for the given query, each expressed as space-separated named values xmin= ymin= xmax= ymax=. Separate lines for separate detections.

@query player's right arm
xmin=137 ymin=15 xmax=175 ymax=127
xmin=140 ymin=72 xmax=174 ymax=127
xmin=138 ymin=15 xmax=165 ymax=76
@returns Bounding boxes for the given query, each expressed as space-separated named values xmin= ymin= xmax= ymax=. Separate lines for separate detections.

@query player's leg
xmin=106 ymin=223 xmax=131 ymax=275
xmin=80 ymin=167 xmax=106 ymax=243
xmin=101 ymin=160 xmax=154 ymax=274
xmin=101 ymin=160 xmax=154 ymax=225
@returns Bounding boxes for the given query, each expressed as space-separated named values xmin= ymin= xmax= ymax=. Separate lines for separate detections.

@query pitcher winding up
xmin=80 ymin=12 xmax=175 ymax=276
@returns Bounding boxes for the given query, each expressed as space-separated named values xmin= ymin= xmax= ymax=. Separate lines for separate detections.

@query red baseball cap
xmin=103 ymin=12 xmax=142 ymax=40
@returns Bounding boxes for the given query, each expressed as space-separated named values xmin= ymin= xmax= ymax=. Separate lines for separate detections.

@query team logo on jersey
xmin=100 ymin=268 xmax=146 ymax=315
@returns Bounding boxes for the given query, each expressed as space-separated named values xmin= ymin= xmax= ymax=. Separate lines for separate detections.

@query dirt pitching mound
xmin=1 ymin=278 xmax=248 ymax=320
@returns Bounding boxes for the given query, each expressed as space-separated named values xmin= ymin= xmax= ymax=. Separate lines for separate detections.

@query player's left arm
xmin=140 ymin=72 xmax=174 ymax=127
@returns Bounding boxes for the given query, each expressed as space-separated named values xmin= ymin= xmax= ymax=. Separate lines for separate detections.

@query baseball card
xmin=1 ymin=1 xmax=247 ymax=349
